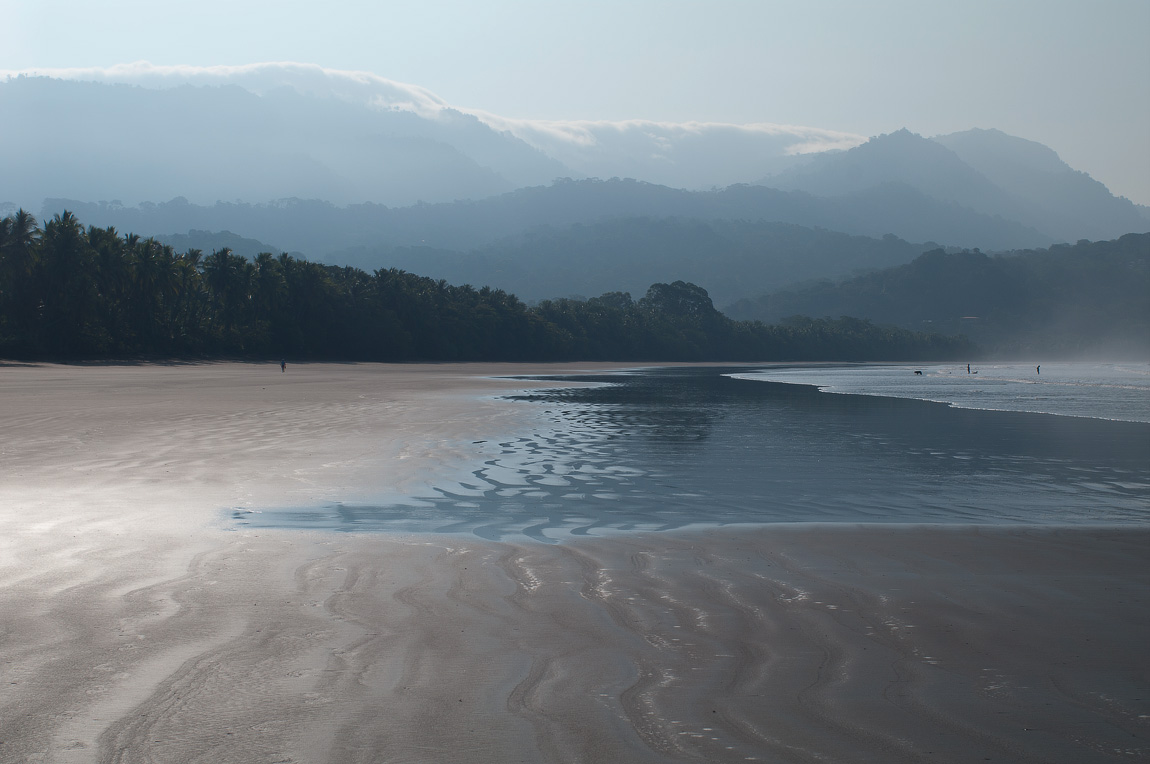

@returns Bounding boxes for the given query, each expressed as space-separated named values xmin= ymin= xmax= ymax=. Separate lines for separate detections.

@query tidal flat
xmin=0 ymin=362 xmax=1146 ymax=763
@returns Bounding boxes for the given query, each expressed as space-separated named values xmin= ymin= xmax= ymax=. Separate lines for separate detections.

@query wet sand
xmin=0 ymin=363 xmax=1146 ymax=763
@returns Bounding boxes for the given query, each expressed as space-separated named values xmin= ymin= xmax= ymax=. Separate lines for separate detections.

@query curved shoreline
xmin=729 ymin=361 xmax=1150 ymax=424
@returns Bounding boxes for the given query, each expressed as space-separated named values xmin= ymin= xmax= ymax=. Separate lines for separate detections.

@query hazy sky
xmin=4 ymin=0 xmax=1149 ymax=203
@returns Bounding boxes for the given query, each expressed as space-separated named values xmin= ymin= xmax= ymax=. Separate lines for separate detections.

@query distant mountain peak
xmin=764 ymin=126 xmax=1002 ymax=205
xmin=757 ymin=124 xmax=1147 ymax=243
xmin=877 ymin=127 xmax=918 ymax=139
xmin=2 ymin=65 xmax=1144 ymax=245
xmin=1 ymin=63 xmax=866 ymax=195
xmin=933 ymin=128 xmax=1070 ymax=176
xmin=932 ymin=127 xmax=1146 ymax=241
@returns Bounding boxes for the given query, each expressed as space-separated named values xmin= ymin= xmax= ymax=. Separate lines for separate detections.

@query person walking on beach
xmin=1037 ymin=365 xmax=1040 ymax=375
xmin=281 ymin=359 xmax=286 ymax=373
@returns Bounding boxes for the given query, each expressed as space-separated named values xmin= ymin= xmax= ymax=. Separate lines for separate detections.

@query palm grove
xmin=0 ymin=210 xmax=970 ymax=362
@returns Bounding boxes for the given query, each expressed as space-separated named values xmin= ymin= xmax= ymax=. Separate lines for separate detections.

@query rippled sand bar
xmin=1 ymin=362 xmax=1146 ymax=763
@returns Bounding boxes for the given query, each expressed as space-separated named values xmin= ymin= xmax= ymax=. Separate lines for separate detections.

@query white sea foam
xmin=728 ymin=362 xmax=1150 ymax=424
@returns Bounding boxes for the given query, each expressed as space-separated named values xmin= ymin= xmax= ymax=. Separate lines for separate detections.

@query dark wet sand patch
xmin=4 ymin=524 xmax=1145 ymax=763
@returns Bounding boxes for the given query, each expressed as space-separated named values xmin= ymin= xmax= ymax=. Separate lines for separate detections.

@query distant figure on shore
xmin=1037 ymin=365 xmax=1041 ymax=375
xmin=281 ymin=359 xmax=286 ymax=373
xmin=967 ymin=364 xmax=971 ymax=374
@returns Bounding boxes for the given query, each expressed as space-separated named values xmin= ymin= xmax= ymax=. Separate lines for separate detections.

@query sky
xmin=4 ymin=0 xmax=1149 ymax=204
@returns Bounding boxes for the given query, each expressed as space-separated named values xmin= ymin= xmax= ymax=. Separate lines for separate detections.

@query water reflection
xmin=233 ymin=367 xmax=1150 ymax=540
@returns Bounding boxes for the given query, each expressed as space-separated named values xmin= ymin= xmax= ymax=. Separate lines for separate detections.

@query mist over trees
xmin=36 ymin=178 xmax=1056 ymax=309
xmin=41 ymin=176 xmax=1052 ymax=264
xmin=340 ymin=218 xmax=931 ymax=306
xmin=43 ymin=147 xmax=1142 ymax=308
xmin=5 ymin=76 xmax=1148 ymax=363
xmin=0 ymin=211 xmax=971 ymax=363
xmin=726 ymin=234 xmax=1150 ymax=358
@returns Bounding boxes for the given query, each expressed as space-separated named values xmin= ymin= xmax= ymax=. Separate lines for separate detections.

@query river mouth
xmin=231 ymin=366 xmax=1150 ymax=540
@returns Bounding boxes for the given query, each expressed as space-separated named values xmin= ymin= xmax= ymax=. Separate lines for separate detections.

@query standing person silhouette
xmin=281 ymin=359 xmax=286 ymax=373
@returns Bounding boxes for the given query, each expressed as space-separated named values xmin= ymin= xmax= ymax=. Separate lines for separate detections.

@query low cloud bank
xmin=2 ymin=61 xmax=865 ymax=190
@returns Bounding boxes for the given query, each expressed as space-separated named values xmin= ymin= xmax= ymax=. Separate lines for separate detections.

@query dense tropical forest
xmin=727 ymin=233 xmax=1150 ymax=357
xmin=0 ymin=210 xmax=971 ymax=362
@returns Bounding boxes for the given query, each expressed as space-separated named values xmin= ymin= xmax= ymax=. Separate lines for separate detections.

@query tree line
xmin=0 ymin=210 xmax=972 ymax=362
xmin=727 ymin=233 xmax=1150 ymax=357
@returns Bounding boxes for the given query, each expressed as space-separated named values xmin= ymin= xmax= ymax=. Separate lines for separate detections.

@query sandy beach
xmin=1 ymin=362 xmax=1146 ymax=763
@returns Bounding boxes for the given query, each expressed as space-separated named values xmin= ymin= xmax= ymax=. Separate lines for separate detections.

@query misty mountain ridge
xmin=334 ymin=217 xmax=933 ymax=307
xmin=932 ymin=128 xmax=1150 ymax=242
xmin=5 ymin=69 xmax=1143 ymax=247
xmin=0 ymin=71 xmax=853 ymax=209
xmin=762 ymin=128 xmax=1148 ymax=243
xmin=6 ymin=68 xmax=1148 ymax=312
xmin=45 ymin=174 xmax=1050 ymax=262
xmin=765 ymin=129 xmax=1014 ymax=211
xmin=725 ymin=233 xmax=1150 ymax=358
xmin=0 ymin=76 xmax=560 ymax=208
xmin=42 ymin=177 xmax=1059 ymax=307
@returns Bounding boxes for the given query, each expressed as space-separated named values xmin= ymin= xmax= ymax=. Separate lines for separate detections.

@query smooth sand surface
xmin=1 ymin=363 xmax=1146 ymax=763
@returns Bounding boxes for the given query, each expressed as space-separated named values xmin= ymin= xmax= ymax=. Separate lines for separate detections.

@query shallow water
xmin=731 ymin=361 xmax=1150 ymax=423
xmin=233 ymin=366 xmax=1150 ymax=540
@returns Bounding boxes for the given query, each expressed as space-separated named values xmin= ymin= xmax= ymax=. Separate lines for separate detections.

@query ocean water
xmin=729 ymin=362 xmax=1150 ymax=424
xmin=233 ymin=366 xmax=1150 ymax=540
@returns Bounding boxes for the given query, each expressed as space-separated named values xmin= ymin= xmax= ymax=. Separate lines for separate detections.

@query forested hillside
xmin=338 ymin=218 xmax=929 ymax=305
xmin=726 ymin=234 xmax=1150 ymax=357
xmin=0 ymin=210 xmax=970 ymax=362
xmin=45 ymin=175 xmax=1049 ymax=264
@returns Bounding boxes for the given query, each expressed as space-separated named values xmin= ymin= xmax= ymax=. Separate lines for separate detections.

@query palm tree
xmin=0 ymin=210 xmax=40 ymax=343
xmin=169 ymin=249 xmax=207 ymax=351
xmin=39 ymin=211 xmax=99 ymax=354
xmin=203 ymin=247 xmax=254 ymax=349
xmin=252 ymin=252 xmax=287 ymax=318
xmin=86 ymin=225 xmax=131 ymax=349
xmin=4 ymin=209 xmax=39 ymax=257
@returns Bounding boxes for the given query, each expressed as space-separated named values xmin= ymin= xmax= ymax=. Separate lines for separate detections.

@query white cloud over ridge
xmin=476 ymin=113 xmax=862 ymax=155
xmin=2 ymin=62 xmax=867 ymax=189
xmin=1 ymin=61 xmax=452 ymax=117
xmin=473 ymin=114 xmax=864 ymax=187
